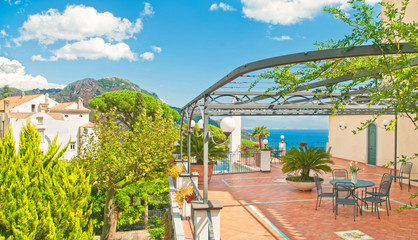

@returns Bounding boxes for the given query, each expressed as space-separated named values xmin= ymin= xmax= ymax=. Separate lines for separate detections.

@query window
xmin=31 ymin=104 xmax=36 ymax=112
xmin=37 ymin=129 xmax=45 ymax=143
xmin=36 ymin=117 xmax=43 ymax=125
xmin=69 ymin=142 xmax=76 ymax=150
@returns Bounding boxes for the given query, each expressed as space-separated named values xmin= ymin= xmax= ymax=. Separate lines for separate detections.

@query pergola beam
xmin=182 ymin=43 xmax=417 ymax=111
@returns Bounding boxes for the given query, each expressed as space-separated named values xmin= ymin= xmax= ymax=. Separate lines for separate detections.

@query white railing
xmin=168 ymin=176 xmax=186 ymax=240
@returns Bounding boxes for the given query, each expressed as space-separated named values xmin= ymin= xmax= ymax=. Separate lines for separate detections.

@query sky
xmin=0 ymin=0 xmax=381 ymax=129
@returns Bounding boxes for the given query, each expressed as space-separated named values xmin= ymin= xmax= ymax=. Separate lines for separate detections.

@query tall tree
xmin=78 ymin=93 xmax=177 ymax=240
xmin=251 ymin=126 xmax=270 ymax=149
xmin=89 ymin=90 xmax=180 ymax=128
xmin=0 ymin=123 xmax=92 ymax=239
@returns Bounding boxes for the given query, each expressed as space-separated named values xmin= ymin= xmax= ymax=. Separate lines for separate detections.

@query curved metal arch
xmin=182 ymin=43 xmax=417 ymax=111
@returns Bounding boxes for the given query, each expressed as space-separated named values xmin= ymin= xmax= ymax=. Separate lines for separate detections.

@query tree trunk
xmin=101 ymin=187 xmax=116 ymax=240
xmin=144 ymin=198 xmax=149 ymax=229
xmin=259 ymin=136 xmax=263 ymax=149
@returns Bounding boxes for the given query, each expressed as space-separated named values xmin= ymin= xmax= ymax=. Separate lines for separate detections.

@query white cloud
xmin=0 ymin=30 xmax=7 ymax=37
xmin=141 ymin=2 xmax=154 ymax=17
xmin=15 ymin=4 xmax=143 ymax=45
xmin=152 ymin=46 xmax=162 ymax=53
xmin=0 ymin=57 xmax=66 ymax=90
xmin=32 ymin=37 xmax=137 ymax=61
xmin=139 ymin=52 xmax=154 ymax=61
xmin=210 ymin=2 xmax=236 ymax=11
xmin=271 ymin=35 xmax=292 ymax=41
xmin=241 ymin=0 xmax=380 ymax=25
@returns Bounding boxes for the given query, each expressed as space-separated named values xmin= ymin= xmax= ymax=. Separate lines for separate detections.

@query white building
xmin=0 ymin=93 xmax=93 ymax=159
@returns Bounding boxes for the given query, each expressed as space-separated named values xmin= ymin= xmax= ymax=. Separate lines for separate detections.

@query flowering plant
xmin=349 ymin=161 xmax=365 ymax=173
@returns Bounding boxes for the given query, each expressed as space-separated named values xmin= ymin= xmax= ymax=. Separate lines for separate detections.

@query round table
xmin=330 ymin=179 xmax=374 ymax=188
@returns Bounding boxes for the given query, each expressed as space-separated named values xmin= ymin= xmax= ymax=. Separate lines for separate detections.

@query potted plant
xmin=167 ymin=165 xmax=185 ymax=189
xmin=175 ymin=185 xmax=194 ymax=219
xmin=281 ymin=145 xmax=334 ymax=191
xmin=176 ymin=123 xmax=228 ymax=184
xmin=251 ymin=126 xmax=270 ymax=167
xmin=349 ymin=161 xmax=364 ymax=184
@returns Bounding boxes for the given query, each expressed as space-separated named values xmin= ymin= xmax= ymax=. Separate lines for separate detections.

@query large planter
xmin=190 ymin=164 xmax=214 ymax=185
xmin=286 ymin=179 xmax=321 ymax=191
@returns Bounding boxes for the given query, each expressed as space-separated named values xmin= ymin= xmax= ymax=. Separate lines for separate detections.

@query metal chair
xmin=335 ymin=182 xmax=360 ymax=221
xmin=313 ymin=173 xmax=335 ymax=211
xmin=365 ymin=173 xmax=393 ymax=210
xmin=361 ymin=174 xmax=393 ymax=219
xmin=393 ymin=162 xmax=412 ymax=191
xmin=332 ymin=169 xmax=348 ymax=180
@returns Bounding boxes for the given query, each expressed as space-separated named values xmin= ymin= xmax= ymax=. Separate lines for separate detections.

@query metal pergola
xmin=180 ymin=43 xmax=418 ymax=203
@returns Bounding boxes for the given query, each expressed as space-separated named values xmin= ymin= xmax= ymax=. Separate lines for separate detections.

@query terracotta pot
xmin=190 ymin=164 xmax=214 ymax=185
xmin=186 ymin=194 xmax=194 ymax=203
xmin=286 ymin=179 xmax=321 ymax=191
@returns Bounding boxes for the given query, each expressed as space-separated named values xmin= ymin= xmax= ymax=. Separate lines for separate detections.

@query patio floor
xmin=182 ymin=157 xmax=418 ymax=239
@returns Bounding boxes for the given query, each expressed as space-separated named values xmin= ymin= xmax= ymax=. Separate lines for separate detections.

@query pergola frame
xmin=180 ymin=43 xmax=418 ymax=203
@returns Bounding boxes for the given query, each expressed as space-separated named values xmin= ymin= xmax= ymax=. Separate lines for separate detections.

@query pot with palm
xmin=177 ymin=123 xmax=228 ymax=184
xmin=281 ymin=146 xmax=334 ymax=191
xmin=251 ymin=126 xmax=270 ymax=167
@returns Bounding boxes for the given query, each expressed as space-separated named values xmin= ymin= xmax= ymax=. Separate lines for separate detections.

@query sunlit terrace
xmin=172 ymin=157 xmax=418 ymax=240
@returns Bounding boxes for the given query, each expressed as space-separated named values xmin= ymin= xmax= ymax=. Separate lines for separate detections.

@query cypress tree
xmin=0 ymin=123 xmax=92 ymax=239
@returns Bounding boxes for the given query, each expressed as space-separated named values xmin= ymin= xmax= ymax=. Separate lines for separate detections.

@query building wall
xmin=382 ymin=0 xmax=418 ymax=24
xmin=329 ymin=115 xmax=418 ymax=182
xmin=8 ymin=112 xmax=89 ymax=160
xmin=11 ymin=95 xmax=58 ymax=112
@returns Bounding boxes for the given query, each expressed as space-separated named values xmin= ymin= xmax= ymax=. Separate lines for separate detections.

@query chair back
xmin=335 ymin=182 xmax=355 ymax=199
xmin=313 ymin=173 xmax=322 ymax=192
xmin=400 ymin=162 xmax=413 ymax=176
xmin=333 ymin=169 xmax=348 ymax=180
xmin=378 ymin=173 xmax=393 ymax=196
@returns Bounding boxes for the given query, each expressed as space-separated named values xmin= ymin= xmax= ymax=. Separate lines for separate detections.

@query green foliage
xmin=147 ymin=215 xmax=166 ymax=240
xmin=251 ymin=126 xmax=270 ymax=149
xmin=78 ymin=93 xmax=177 ymax=239
xmin=177 ymin=124 xmax=228 ymax=164
xmin=0 ymin=124 xmax=92 ymax=239
xmin=281 ymin=146 xmax=333 ymax=182
xmin=252 ymin=0 xmax=417 ymax=131
xmin=89 ymin=90 xmax=180 ymax=127
xmin=1 ymin=85 xmax=11 ymax=99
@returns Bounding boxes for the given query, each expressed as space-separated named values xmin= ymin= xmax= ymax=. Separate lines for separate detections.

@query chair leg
xmin=377 ymin=202 xmax=380 ymax=219
xmin=387 ymin=196 xmax=391 ymax=210
xmin=315 ymin=195 xmax=319 ymax=210
xmin=319 ymin=195 xmax=322 ymax=207
xmin=399 ymin=178 xmax=403 ymax=190
xmin=335 ymin=203 xmax=338 ymax=220
xmin=408 ymin=178 xmax=411 ymax=192
xmin=386 ymin=201 xmax=390 ymax=216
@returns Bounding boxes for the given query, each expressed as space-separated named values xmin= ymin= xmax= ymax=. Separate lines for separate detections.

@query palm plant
xmin=282 ymin=146 xmax=334 ymax=182
xmin=251 ymin=126 xmax=270 ymax=149
xmin=178 ymin=124 xmax=228 ymax=164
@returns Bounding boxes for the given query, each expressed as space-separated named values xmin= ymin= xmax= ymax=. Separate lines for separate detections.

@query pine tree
xmin=0 ymin=123 xmax=92 ymax=239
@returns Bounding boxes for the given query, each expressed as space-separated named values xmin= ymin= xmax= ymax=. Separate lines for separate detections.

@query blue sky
xmin=0 ymin=0 xmax=381 ymax=129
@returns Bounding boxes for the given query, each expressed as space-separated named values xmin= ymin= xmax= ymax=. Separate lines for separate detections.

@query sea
xmin=244 ymin=129 xmax=329 ymax=151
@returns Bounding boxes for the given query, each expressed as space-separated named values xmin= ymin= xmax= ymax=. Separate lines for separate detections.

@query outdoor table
xmin=330 ymin=179 xmax=375 ymax=209
xmin=329 ymin=179 xmax=374 ymax=189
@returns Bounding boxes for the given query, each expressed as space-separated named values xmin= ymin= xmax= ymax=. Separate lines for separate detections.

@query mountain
xmin=24 ymin=77 xmax=159 ymax=107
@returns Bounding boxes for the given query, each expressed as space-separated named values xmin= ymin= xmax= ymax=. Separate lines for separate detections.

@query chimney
xmin=21 ymin=92 xmax=25 ymax=98
xmin=45 ymin=93 xmax=49 ymax=104
xmin=77 ymin=97 xmax=83 ymax=109
xmin=4 ymin=100 xmax=9 ymax=113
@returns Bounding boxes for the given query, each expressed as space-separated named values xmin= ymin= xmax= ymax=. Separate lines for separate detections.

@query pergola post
xmin=203 ymin=94 xmax=209 ymax=204
xmin=394 ymin=112 xmax=398 ymax=181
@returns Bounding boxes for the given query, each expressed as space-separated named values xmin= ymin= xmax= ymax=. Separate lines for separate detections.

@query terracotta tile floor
xmin=182 ymin=157 xmax=418 ymax=239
